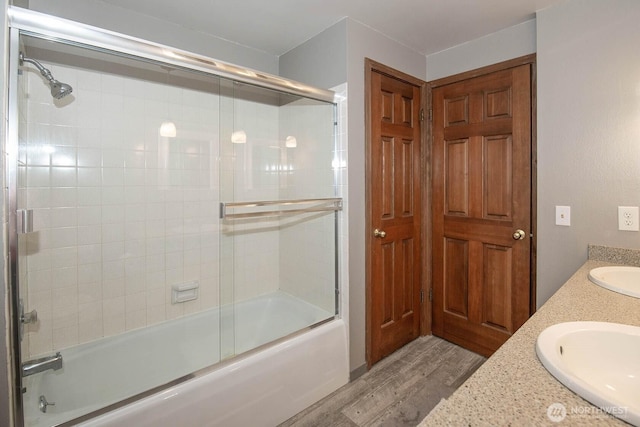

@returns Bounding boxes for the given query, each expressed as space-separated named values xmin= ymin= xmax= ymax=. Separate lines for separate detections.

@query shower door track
xmin=7 ymin=7 xmax=336 ymax=103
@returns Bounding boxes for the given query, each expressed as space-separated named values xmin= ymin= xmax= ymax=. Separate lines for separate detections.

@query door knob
xmin=373 ymin=229 xmax=386 ymax=238
xmin=512 ymin=229 xmax=526 ymax=240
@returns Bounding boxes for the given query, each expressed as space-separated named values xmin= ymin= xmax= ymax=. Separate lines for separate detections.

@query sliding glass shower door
xmin=218 ymin=78 xmax=339 ymax=359
xmin=10 ymin=18 xmax=339 ymax=427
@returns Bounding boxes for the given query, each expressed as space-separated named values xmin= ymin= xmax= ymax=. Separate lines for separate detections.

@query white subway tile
xmin=78 ymin=321 xmax=103 ymax=343
xmin=52 ymin=267 xmax=78 ymax=289
xmin=78 ymin=263 xmax=102 ymax=284
xmin=80 ymin=282 xmax=104 ymax=307
xmin=101 ymin=205 xmax=125 ymax=224
xmin=103 ymin=316 xmax=125 ymax=337
xmin=77 ymin=225 xmax=102 ymax=245
xmin=125 ymin=310 xmax=146 ymax=331
xmin=77 ymin=244 xmax=102 ymax=265
xmin=102 ymin=260 xmax=125 ymax=280
xmin=102 ymin=186 xmax=126 ymax=205
xmin=51 ymin=246 xmax=78 ymax=268
xmin=77 ymin=167 xmax=102 ymax=187
xmin=77 ymin=148 xmax=102 ymax=167
xmin=27 ymin=166 xmax=50 ymax=187
xmin=102 ymin=168 xmax=124 ymax=186
xmin=50 ymin=207 xmax=77 ymax=228
xmin=102 ymin=222 xmax=125 ymax=243
xmin=103 ymin=279 xmax=125 ymax=300
xmin=52 ymin=325 xmax=79 ymax=351
xmin=76 ymin=201 xmax=101 ymax=226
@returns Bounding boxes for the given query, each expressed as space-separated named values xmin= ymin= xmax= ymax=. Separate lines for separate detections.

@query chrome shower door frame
xmin=6 ymin=25 xmax=26 ymax=427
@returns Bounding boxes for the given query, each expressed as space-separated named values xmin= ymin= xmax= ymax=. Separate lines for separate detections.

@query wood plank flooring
xmin=279 ymin=335 xmax=485 ymax=427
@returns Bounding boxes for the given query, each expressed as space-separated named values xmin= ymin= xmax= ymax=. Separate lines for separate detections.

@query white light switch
xmin=555 ymin=206 xmax=571 ymax=226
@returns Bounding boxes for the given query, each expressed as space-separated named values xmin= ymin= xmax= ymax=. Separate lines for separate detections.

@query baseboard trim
xmin=349 ymin=363 xmax=367 ymax=381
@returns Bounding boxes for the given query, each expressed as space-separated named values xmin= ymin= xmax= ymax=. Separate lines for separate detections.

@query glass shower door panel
xmin=15 ymin=35 xmax=223 ymax=427
xmin=219 ymin=80 xmax=338 ymax=358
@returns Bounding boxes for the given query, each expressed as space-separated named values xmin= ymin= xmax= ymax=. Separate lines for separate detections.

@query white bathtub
xmin=23 ymin=292 xmax=349 ymax=427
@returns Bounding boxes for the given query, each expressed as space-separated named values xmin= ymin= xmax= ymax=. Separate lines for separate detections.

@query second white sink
xmin=588 ymin=266 xmax=640 ymax=298
xmin=536 ymin=321 xmax=640 ymax=425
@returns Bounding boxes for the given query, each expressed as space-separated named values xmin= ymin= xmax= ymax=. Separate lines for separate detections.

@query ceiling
xmin=98 ymin=0 xmax=565 ymax=57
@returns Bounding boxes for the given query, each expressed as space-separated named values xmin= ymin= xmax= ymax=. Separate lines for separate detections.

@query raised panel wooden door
xmin=432 ymin=65 xmax=532 ymax=357
xmin=369 ymin=70 xmax=422 ymax=365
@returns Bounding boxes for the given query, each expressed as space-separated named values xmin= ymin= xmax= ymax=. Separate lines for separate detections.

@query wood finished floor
xmin=279 ymin=335 xmax=485 ymax=427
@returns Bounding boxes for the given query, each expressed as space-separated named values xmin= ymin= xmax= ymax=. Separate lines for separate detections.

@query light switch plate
xmin=555 ymin=206 xmax=571 ymax=226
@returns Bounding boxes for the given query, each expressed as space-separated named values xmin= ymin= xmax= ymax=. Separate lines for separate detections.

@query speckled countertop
xmin=420 ymin=245 xmax=640 ymax=426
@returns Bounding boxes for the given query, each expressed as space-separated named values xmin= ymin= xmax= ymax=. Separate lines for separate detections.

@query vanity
xmin=420 ymin=245 xmax=640 ymax=426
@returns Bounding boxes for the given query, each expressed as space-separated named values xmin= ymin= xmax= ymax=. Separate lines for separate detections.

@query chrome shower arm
xmin=19 ymin=52 xmax=55 ymax=84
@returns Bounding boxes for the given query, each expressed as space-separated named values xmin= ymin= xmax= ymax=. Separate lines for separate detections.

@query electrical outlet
xmin=618 ymin=206 xmax=639 ymax=231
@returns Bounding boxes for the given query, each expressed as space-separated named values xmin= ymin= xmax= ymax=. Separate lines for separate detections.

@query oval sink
xmin=588 ymin=266 xmax=640 ymax=298
xmin=536 ymin=322 xmax=640 ymax=425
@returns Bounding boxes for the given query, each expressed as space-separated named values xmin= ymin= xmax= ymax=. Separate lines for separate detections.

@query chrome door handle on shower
xmin=373 ymin=229 xmax=386 ymax=238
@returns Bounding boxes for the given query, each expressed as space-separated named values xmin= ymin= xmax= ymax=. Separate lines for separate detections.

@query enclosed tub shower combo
xmin=6 ymin=7 xmax=348 ymax=427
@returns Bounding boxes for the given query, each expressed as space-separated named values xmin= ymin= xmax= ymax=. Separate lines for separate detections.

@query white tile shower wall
xmin=20 ymin=61 xmax=223 ymax=358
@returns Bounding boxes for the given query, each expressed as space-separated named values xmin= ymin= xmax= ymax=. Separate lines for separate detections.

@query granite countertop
xmin=420 ymin=247 xmax=640 ymax=426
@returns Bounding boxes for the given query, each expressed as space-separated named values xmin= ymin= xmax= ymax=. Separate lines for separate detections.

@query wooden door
xmin=367 ymin=61 xmax=424 ymax=366
xmin=431 ymin=63 xmax=532 ymax=357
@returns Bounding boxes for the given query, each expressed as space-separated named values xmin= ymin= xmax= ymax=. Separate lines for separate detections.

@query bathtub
xmin=22 ymin=291 xmax=349 ymax=427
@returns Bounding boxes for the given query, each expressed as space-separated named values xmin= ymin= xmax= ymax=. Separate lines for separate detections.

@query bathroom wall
xmin=536 ymin=0 xmax=640 ymax=304
xmin=425 ymin=19 xmax=536 ymax=81
xmin=279 ymin=19 xmax=348 ymax=90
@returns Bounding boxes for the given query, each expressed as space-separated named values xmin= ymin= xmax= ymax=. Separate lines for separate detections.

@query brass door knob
xmin=373 ymin=229 xmax=386 ymax=238
xmin=512 ymin=229 xmax=526 ymax=240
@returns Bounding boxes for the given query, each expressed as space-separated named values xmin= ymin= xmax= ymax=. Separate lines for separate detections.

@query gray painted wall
xmin=280 ymin=19 xmax=347 ymax=89
xmin=26 ymin=0 xmax=279 ymax=74
xmin=536 ymin=0 xmax=640 ymax=305
xmin=345 ymin=19 xmax=426 ymax=372
xmin=426 ymin=19 xmax=536 ymax=81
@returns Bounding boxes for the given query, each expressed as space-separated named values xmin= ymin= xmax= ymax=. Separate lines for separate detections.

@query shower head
xmin=19 ymin=52 xmax=73 ymax=99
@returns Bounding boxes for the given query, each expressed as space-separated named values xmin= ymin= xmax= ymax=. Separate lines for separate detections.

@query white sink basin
xmin=536 ymin=321 xmax=640 ymax=425
xmin=589 ymin=266 xmax=640 ymax=298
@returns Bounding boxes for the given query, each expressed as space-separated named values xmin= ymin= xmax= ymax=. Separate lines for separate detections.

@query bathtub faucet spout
xmin=22 ymin=352 xmax=63 ymax=377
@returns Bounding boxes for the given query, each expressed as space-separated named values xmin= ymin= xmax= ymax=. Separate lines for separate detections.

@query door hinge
xmin=419 ymin=108 xmax=425 ymax=122
xmin=420 ymin=289 xmax=424 ymax=303
xmin=429 ymin=109 xmax=433 ymax=121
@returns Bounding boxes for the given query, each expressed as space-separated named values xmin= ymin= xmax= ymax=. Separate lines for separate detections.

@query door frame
xmin=364 ymin=58 xmax=429 ymax=368
xmin=426 ymin=54 xmax=538 ymax=320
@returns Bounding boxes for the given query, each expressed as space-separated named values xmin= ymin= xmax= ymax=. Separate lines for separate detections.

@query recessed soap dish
xmin=172 ymin=281 xmax=199 ymax=304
